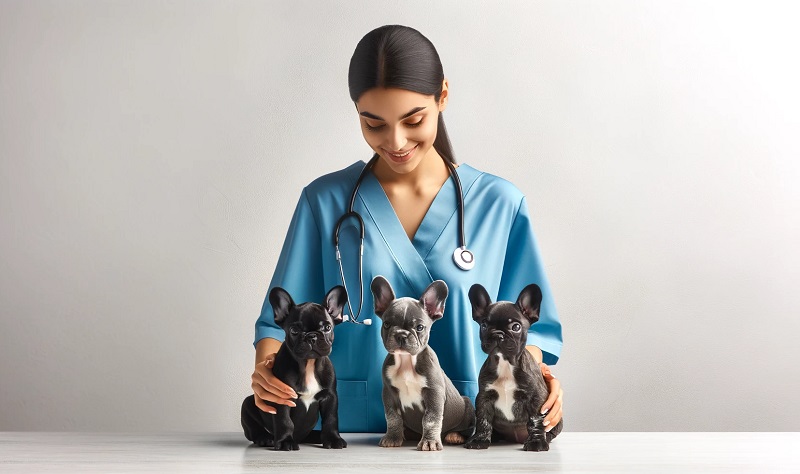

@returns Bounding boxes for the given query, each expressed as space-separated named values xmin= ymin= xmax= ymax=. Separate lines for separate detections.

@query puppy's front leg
xmin=272 ymin=404 xmax=299 ymax=451
xmin=522 ymin=402 xmax=549 ymax=452
xmin=465 ymin=390 xmax=496 ymax=449
xmin=418 ymin=386 xmax=444 ymax=451
xmin=379 ymin=384 xmax=405 ymax=447
xmin=318 ymin=388 xmax=347 ymax=449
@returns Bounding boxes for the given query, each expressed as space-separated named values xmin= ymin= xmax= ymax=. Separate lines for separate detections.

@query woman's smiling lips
xmin=384 ymin=144 xmax=418 ymax=163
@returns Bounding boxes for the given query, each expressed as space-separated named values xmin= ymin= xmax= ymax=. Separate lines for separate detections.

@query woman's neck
xmin=372 ymin=148 xmax=456 ymax=190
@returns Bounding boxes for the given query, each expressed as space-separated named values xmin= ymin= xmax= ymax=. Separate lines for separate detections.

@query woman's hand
xmin=539 ymin=362 xmax=563 ymax=432
xmin=251 ymin=353 xmax=298 ymax=414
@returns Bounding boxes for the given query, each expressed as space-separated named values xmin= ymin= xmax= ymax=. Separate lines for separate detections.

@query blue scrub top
xmin=254 ymin=160 xmax=563 ymax=433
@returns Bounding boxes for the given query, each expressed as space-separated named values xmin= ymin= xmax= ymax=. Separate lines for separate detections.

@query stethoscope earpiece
xmin=342 ymin=315 xmax=371 ymax=325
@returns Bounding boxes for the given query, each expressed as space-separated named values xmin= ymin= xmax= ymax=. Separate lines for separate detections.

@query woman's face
xmin=355 ymin=83 xmax=448 ymax=175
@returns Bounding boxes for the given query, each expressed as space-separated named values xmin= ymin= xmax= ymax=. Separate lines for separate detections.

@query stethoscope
xmin=333 ymin=153 xmax=474 ymax=325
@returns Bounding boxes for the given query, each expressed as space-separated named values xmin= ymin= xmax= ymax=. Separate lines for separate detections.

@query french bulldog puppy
xmin=371 ymin=275 xmax=476 ymax=451
xmin=465 ymin=283 xmax=563 ymax=451
xmin=240 ymin=286 xmax=348 ymax=451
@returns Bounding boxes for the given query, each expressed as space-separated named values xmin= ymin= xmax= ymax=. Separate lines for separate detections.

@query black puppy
xmin=241 ymin=286 xmax=348 ymax=450
xmin=465 ymin=283 xmax=563 ymax=451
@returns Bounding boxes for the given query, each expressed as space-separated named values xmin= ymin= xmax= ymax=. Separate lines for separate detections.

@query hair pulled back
xmin=348 ymin=25 xmax=456 ymax=164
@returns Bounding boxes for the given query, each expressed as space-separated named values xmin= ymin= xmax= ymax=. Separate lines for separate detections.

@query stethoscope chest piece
xmin=453 ymin=246 xmax=475 ymax=271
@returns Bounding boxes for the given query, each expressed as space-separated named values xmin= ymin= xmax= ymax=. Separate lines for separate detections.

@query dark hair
xmin=348 ymin=25 xmax=456 ymax=164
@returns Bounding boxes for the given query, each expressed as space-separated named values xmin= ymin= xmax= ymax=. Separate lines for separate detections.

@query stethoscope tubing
xmin=333 ymin=153 xmax=472 ymax=324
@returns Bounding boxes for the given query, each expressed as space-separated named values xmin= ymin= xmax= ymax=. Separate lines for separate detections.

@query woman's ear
xmin=439 ymin=78 xmax=449 ymax=111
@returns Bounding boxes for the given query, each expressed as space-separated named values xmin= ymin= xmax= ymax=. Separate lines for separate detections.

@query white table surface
xmin=1 ymin=432 xmax=798 ymax=473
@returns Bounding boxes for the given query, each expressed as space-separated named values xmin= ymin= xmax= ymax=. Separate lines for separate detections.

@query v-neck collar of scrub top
xmin=354 ymin=160 xmax=482 ymax=297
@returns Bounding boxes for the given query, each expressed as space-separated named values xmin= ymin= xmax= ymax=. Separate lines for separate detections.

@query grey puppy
xmin=371 ymin=275 xmax=476 ymax=451
xmin=465 ymin=283 xmax=563 ymax=451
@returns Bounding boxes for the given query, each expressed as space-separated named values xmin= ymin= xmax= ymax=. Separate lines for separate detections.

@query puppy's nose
xmin=491 ymin=330 xmax=505 ymax=341
xmin=305 ymin=333 xmax=318 ymax=343
xmin=394 ymin=331 xmax=409 ymax=344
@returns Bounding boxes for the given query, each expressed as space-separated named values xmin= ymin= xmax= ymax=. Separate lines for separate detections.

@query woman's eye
xmin=416 ymin=324 xmax=425 ymax=332
xmin=510 ymin=323 xmax=521 ymax=332
xmin=364 ymin=119 xmax=424 ymax=132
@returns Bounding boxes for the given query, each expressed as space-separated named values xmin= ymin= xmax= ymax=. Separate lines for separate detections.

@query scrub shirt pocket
xmin=336 ymin=380 xmax=368 ymax=432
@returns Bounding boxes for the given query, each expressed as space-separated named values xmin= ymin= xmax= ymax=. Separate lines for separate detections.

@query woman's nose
xmin=386 ymin=126 xmax=408 ymax=151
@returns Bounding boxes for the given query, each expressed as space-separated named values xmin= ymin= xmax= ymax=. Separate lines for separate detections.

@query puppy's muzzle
xmin=491 ymin=330 xmax=505 ymax=342
xmin=394 ymin=330 xmax=410 ymax=347
xmin=304 ymin=332 xmax=331 ymax=350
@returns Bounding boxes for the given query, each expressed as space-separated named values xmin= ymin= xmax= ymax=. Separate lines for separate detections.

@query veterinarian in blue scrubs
xmin=248 ymin=25 xmax=564 ymax=434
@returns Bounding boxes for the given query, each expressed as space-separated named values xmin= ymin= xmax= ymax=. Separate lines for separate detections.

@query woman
xmin=245 ymin=24 xmax=564 ymax=435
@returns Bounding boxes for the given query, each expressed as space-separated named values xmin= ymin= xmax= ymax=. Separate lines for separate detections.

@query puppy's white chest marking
xmin=298 ymin=360 xmax=321 ymax=409
xmin=386 ymin=353 xmax=427 ymax=409
xmin=486 ymin=354 xmax=518 ymax=421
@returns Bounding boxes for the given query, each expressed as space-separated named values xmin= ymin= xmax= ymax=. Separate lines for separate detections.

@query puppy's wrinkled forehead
xmin=293 ymin=303 xmax=332 ymax=330
xmin=486 ymin=302 xmax=525 ymax=325
xmin=383 ymin=297 xmax=428 ymax=324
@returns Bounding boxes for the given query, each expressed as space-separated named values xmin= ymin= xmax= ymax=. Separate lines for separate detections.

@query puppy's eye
xmin=510 ymin=323 xmax=522 ymax=332
xmin=290 ymin=327 xmax=300 ymax=336
xmin=323 ymin=324 xmax=332 ymax=332
xmin=480 ymin=322 xmax=488 ymax=330
xmin=415 ymin=324 xmax=425 ymax=332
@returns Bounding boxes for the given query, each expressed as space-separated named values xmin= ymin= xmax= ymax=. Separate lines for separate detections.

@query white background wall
xmin=1 ymin=0 xmax=798 ymax=432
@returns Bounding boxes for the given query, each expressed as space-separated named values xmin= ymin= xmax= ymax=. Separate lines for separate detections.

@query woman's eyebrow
xmin=359 ymin=106 xmax=427 ymax=121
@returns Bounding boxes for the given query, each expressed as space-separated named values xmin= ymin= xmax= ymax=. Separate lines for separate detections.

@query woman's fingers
xmin=251 ymin=377 xmax=297 ymax=407
xmin=539 ymin=376 xmax=561 ymax=415
xmin=250 ymin=355 xmax=298 ymax=415
xmin=256 ymin=359 xmax=298 ymax=399
xmin=254 ymin=395 xmax=276 ymax=414
xmin=545 ymin=403 xmax=563 ymax=432
xmin=543 ymin=388 xmax=563 ymax=431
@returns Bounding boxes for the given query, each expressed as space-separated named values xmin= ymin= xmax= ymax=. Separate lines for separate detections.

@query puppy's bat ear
xmin=516 ymin=284 xmax=542 ymax=324
xmin=468 ymin=284 xmax=492 ymax=323
xmin=370 ymin=275 xmax=395 ymax=319
xmin=420 ymin=280 xmax=448 ymax=321
xmin=269 ymin=287 xmax=295 ymax=326
xmin=324 ymin=285 xmax=348 ymax=325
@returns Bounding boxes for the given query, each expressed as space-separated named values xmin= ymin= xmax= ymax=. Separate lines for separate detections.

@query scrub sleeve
xmin=497 ymin=196 xmax=563 ymax=365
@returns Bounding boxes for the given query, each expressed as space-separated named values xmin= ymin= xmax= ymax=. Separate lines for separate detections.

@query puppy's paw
xmin=322 ymin=435 xmax=347 ymax=449
xmin=523 ymin=438 xmax=549 ymax=452
xmin=274 ymin=437 xmax=299 ymax=451
xmin=379 ymin=434 xmax=404 ymax=448
xmin=252 ymin=436 xmax=274 ymax=448
xmin=444 ymin=431 xmax=465 ymax=444
xmin=464 ymin=437 xmax=490 ymax=450
xmin=417 ymin=438 xmax=443 ymax=451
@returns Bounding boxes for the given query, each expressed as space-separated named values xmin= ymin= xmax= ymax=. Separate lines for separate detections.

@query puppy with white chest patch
xmin=465 ymin=283 xmax=563 ymax=451
xmin=371 ymin=276 xmax=476 ymax=451
xmin=240 ymin=286 xmax=348 ymax=451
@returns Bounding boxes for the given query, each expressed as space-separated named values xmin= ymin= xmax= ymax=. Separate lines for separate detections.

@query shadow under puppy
xmin=241 ymin=286 xmax=348 ymax=450
xmin=371 ymin=275 xmax=476 ymax=451
xmin=465 ymin=283 xmax=563 ymax=451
